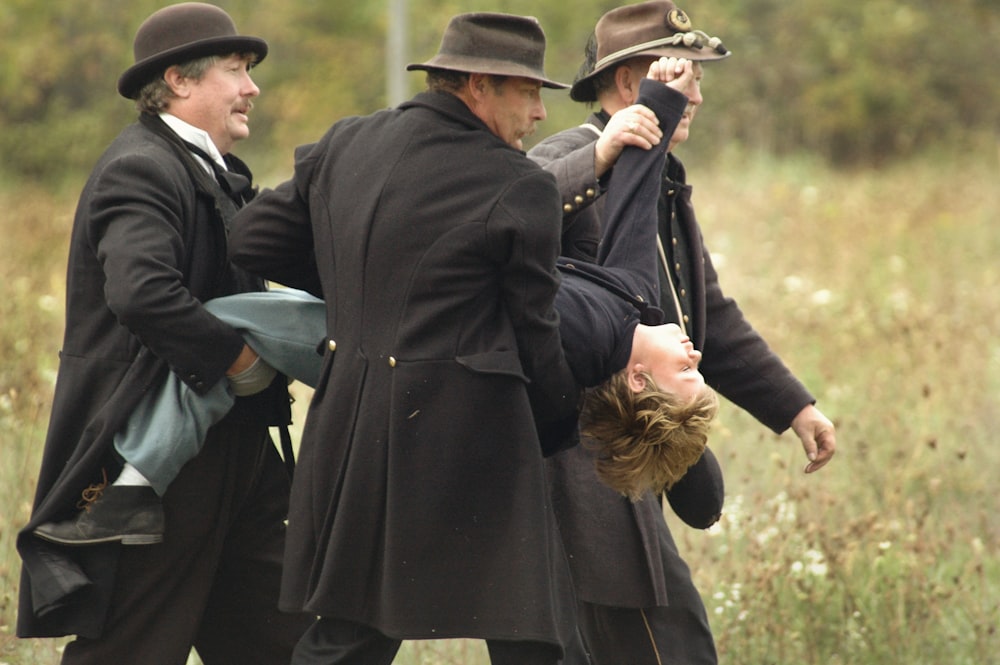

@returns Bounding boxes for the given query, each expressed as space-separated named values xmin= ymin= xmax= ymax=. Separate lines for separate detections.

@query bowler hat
xmin=118 ymin=2 xmax=268 ymax=100
xmin=407 ymin=12 xmax=568 ymax=89
xmin=571 ymin=0 xmax=730 ymax=102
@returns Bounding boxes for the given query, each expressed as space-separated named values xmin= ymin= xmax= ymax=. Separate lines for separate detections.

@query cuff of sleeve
xmin=228 ymin=355 xmax=278 ymax=396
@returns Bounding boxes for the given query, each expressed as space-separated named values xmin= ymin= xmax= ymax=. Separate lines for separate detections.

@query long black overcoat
xmin=229 ymin=91 xmax=580 ymax=649
xmin=530 ymin=114 xmax=816 ymax=608
xmin=16 ymin=116 xmax=280 ymax=638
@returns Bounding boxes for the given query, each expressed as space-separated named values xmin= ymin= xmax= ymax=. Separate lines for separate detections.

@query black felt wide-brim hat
xmin=407 ymin=12 xmax=568 ymax=89
xmin=118 ymin=2 xmax=268 ymax=100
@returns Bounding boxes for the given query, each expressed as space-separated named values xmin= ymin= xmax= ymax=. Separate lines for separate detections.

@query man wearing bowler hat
xmin=228 ymin=12 xmax=586 ymax=665
xmin=530 ymin=2 xmax=837 ymax=663
xmin=16 ymin=3 xmax=310 ymax=662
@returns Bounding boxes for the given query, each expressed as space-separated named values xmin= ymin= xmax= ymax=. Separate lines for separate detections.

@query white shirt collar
xmin=159 ymin=113 xmax=228 ymax=174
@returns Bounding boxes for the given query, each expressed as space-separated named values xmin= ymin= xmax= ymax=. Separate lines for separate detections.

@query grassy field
xmin=2 ymin=144 xmax=998 ymax=664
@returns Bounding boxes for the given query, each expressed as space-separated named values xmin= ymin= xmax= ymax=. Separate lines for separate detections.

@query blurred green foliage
xmin=1 ymin=0 xmax=997 ymax=185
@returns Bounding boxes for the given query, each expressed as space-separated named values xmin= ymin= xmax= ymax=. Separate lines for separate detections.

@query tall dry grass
xmin=670 ymin=144 xmax=1000 ymax=664
xmin=1 ymin=144 xmax=997 ymax=664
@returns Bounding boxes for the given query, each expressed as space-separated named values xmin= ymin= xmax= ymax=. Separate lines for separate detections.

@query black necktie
xmin=182 ymin=141 xmax=252 ymax=205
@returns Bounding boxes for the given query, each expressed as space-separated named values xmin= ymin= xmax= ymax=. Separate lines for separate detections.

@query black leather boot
xmin=34 ymin=485 xmax=165 ymax=546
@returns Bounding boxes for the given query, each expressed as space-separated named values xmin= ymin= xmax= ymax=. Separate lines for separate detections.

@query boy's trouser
xmin=114 ymin=288 xmax=326 ymax=494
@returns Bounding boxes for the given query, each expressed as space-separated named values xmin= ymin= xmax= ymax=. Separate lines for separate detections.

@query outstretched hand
xmin=790 ymin=404 xmax=837 ymax=473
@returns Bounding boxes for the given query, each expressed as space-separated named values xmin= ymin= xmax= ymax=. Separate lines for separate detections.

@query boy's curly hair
xmin=581 ymin=370 xmax=718 ymax=501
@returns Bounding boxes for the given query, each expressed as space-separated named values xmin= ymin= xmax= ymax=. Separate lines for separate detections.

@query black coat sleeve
xmin=89 ymin=151 xmax=246 ymax=393
xmin=229 ymin=143 xmax=324 ymax=297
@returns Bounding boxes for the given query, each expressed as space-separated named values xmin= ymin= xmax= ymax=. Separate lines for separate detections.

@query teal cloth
xmin=113 ymin=288 xmax=325 ymax=494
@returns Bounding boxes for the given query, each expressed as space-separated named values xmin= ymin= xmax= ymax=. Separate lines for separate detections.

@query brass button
xmin=680 ymin=289 xmax=687 ymax=297
xmin=389 ymin=356 xmax=397 ymax=367
xmin=328 ymin=339 xmax=337 ymax=352
xmin=683 ymin=315 xmax=690 ymax=323
xmin=586 ymin=188 xmax=596 ymax=198
xmin=672 ymin=237 xmax=678 ymax=246
xmin=675 ymin=263 xmax=682 ymax=272
xmin=574 ymin=195 xmax=584 ymax=204
xmin=563 ymin=203 xmax=573 ymax=213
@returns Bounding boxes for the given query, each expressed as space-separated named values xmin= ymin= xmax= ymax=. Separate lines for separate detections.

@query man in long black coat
xmin=529 ymin=2 xmax=837 ymax=663
xmin=16 ymin=4 xmax=309 ymax=662
xmin=229 ymin=12 xmax=583 ymax=665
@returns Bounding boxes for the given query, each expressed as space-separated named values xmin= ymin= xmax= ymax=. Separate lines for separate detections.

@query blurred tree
xmin=700 ymin=0 xmax=1000 ymax=165
xmin=0 ymin=0 xmax=161 ymax=182
xmin=236 ymin=0 xmax=388 ymax=176
xmin=1 ymin=0 xmax=996 ymax=185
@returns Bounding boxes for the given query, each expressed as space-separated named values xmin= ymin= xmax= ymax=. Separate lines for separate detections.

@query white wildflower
xmin=810 ymin=289 xmax=832 ymax=305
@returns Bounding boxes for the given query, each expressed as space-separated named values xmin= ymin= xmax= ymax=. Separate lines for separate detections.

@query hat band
xmin=592 ymin=30 xmax=727 ymax=71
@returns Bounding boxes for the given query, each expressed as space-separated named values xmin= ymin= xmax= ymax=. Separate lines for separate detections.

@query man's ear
xmin=163 ymin=65 xmax=190 ymax=98
xmin=467 ymin=73 xmax=489 ymax=100
xmin=614 ymin=64 xmax=639 ymax=105
xmin=626 ymin=363 xmax=649 ymax=393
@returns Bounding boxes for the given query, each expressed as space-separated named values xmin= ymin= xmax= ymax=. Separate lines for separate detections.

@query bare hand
xmin=790 ymin=404 xmax=837 ymax=473
xmin=593 ymin=57 xmax=697 ymax=177
xmin=646 ymin=56 xmax=696 ymax=92
xmin=594 ymin=104 xmax=662 ymax=177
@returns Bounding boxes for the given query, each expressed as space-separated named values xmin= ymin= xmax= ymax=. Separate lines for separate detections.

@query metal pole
xmin=386 ymin=0 xmax=408 ymax=107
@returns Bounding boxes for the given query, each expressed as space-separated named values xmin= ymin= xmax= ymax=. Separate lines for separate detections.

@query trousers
xmin=113 ymin=287 xmax=325 ymax=494
xmin=290 ymin=616 xmax=591 ymax=665
xmin=577 ymin=594 xmax=716 ymax=665
xmin=62 ymin=421 xmax=311 ymax=664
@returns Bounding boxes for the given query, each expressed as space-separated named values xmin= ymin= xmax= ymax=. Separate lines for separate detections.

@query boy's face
xmin=640 ymin=323 xmax=705 ymax=402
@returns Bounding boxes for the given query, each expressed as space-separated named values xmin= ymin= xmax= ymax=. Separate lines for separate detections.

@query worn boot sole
xmin=33 ymin=525 xmax=164 ymax=546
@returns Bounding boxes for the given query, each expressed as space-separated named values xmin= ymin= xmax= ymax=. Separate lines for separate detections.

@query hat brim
xmin=407 ymin=56 xmax=568 ymax=90
xmin=118 ymin=36 xmax=268 ymax=100
xmin=570 ymin=45 xmax=730 ymax=102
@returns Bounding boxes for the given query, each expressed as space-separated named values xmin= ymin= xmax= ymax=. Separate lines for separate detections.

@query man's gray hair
xmin=425 ymin=68 xmax=469 ymax=94
xmin=134 ymin=55 xmax=220 ymax=114
xmin=425 ymin=69 xmax=509 ymax=95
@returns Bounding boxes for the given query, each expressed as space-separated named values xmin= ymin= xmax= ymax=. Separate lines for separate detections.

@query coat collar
xmin=399 ymin=91 xmax=524 ymax=153
xmin=138 ymin=113 xmax=253 ymax=225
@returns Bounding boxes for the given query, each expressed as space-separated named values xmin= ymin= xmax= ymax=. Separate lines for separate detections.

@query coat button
xmin=574 ymin=195 xmax=584 ymax=204
xmin=586 ymin=188 xmax=596 ymax=198
xmin=328 ymin=339 xmax=337 ymax=352
xmin=389 ymin=356 xmax=397 ymax=367
xmin=563 ymin=203 xmax=573 ymax=213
